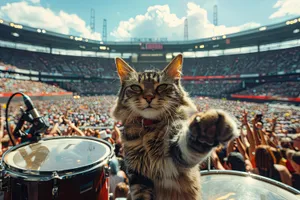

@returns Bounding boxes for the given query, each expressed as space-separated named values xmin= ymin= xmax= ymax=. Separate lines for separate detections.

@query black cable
xmin=5 ymin=92 xmax=26 ymax=146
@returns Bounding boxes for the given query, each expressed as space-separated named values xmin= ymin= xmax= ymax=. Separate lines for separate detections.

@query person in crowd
xmin=224 ymin=152 xmax=246 ymax=172
xmin=109 ymin=158 xmax=127 ymax=194
xmin=211 ymin=145 xmax=226 ymax=170
xmin=286 ymin=150 xmax=300 ymax=189
xmin=251 ymin=145 xmax=292 ymax=186
xmin=114 ymin=182 xmax=129 ymax=200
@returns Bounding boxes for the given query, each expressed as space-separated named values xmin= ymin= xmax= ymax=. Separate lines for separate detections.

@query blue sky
xmin=0 ymin=0 xmax=299 ymax=41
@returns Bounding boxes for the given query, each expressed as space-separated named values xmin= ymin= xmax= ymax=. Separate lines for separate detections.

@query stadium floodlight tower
xmin=213 ymin=5 xmax=218 ymax=36
xmin=213 ymin=5 xmax=218 ymax=26
xmin=90 ymin=8 xmax=95 ymax=33
xmin=184 ymin=18 xmax=188 ymax=41
xmin=103 ymin=19 xmax=107 ymax=42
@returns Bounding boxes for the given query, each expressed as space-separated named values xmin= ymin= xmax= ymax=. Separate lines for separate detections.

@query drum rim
xmin=1 ymin=136 xmax=114 ymax=177
xmin=201 ymin=170 xmax=300 ymax=195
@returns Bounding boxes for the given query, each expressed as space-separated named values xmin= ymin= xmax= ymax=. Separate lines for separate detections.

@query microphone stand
xmin=13 ymin=107 xmax=32 ymax=143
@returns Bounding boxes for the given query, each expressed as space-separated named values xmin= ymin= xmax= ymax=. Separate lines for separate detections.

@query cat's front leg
xmin=127 ymin=170 xmax=154 ymax=200
xmin=172 ymin=109 xmax=239 ymax=167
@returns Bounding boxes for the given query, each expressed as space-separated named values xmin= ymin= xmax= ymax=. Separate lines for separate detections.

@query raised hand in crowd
xmin=63 ymin=117 xmax=85 ymax=136
xmin=241 ymin=110 xmax=248 ymax=126
xmin=271 ymin=116 xmax=278 ymax=133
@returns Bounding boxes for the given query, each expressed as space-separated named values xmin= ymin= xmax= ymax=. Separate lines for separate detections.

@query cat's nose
xmin=144 ymin=95 xmax=155 ymax=104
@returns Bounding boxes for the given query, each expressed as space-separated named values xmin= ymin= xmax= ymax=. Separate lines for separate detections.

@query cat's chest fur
xmin=122 ymin=122 xmax=182 ymax=180
xmin=122 ymin=121 xmax=201 ymax=199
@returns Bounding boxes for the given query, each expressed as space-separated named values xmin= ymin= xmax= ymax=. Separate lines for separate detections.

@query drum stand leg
xmin=51 ymin=172 xmax=60 ymax=200
xmin=208 ymin=155 xmax=211 ymax=171
xmin=0 ymin=165 xmax=10 ymax=193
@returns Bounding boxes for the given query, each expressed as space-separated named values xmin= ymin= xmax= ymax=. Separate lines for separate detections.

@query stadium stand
xmin=0 ymin=46 xmax=300 ymax=77
xmin=238 ymin=82 xmax=300 ymax=97
xmin=65 ymin=81 xmax=120 ymax=95
xmin=0 ymin=78 xmax=66 ymax=93
xmin=183 ymin=81 xmax=242 ymax=97
xmin=183 ymin=47 xmax=300 ymax=76
xmin=0 ymin=46 xmax=299 ymax=99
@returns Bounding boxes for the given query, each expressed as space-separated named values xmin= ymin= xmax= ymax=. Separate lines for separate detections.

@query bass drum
xmin=1 ymin=136 xmax=114 ymax=200
xmin=201 ymin=170 xmax=300 ymax=200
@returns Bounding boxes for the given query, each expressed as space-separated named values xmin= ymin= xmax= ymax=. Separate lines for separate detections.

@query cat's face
xmin=114 ymin=55 xmax=187 ymax=120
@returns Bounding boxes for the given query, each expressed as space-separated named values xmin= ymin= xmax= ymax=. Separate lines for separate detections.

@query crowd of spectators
xmin=0 ymin=47 xmax=118 ymax=77
xmin=183 ymin=46 xmax=300 ymax=76
xmin=238 ymin=82 xmax=300 ymax=98
xmin=1 ymin=45 xmax=300 ymax=99
xmin=183 ymin=81 xmax=242 ymax=97
xmin=0 ymin=48 xmax=48 ymax=72
xmin=39 ymin=53 xmax=117 ymax=77
xmin=0 ymin=75 xmax=299 ymax=101
xmin=0 ymin=78 xmax=66 ymax=93
xmin=207 ymin=108 xmax=300 ymax=190
xmin=65 ymin=81 xmax=120 ymax=95
xmin=194 ymin=98 xmax=299 ymax=135
xmin=0 ymin=96 xmax=299 ymax=198
xmin=0 ymin=61 xmax=17 ymax=70
xmin=63 ymin=80 xmax=300 ymax=98
xmin=1 ymin=46 xmax=299 ymax=77
xmin=195 ymin=98 xmax=300 ymax=190
xmin=65 ymin=80 xmax=242 ymax=97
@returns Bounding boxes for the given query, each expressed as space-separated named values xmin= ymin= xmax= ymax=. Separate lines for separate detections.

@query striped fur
xmin=112 ymin=55 xmax=238 ymax=200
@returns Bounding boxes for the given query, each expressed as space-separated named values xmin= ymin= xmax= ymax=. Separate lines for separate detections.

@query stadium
xmin=0 ymin=16 xmax=300 ymax=102
xmin=0 ymin=3 xmax=300 ymax=199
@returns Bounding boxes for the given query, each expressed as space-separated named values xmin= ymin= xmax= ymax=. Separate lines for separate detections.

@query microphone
xmin=23 ymin=94 xmax=40 ymax=119
xmin=21 ymin=94 xmax=50 ymax=142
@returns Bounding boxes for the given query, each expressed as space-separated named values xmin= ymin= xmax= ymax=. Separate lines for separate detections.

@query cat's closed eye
xmin=156 ymin=84 xmax=168 ymax=93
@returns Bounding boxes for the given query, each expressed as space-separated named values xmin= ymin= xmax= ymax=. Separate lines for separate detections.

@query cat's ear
xmin=115 ymin=57 xmax=136 ymax=83
xmin=162 ymin=54 xmax=183 ymax=79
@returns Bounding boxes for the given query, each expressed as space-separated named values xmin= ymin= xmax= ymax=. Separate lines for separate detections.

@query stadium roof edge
xmin=0 ymin=16 xmax=300 ymax=53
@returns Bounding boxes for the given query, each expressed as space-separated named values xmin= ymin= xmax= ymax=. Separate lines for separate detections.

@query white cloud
xmin=269 ymin=0 xmax=300 ymax=19
xmin=30 ymin=0 xmax=40 ymax=4
xmin=111 ymin=2 xmax=260 ymax=41
xmin=0 ymin=1 xmax=101 ymax=40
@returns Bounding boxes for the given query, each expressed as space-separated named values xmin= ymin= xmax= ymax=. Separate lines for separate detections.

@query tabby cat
xmin=112 ymin=54 xmax=238 ymax=200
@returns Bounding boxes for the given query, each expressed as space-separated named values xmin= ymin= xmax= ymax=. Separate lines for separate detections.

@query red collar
xmin=138 ymin=117 xmax=160 ymax=127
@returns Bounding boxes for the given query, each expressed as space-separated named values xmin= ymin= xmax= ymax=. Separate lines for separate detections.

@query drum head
xmin=3 ymin=137 xmax=113 ymax=173
xmin=201 ymin=170 xmax=299 ymax=200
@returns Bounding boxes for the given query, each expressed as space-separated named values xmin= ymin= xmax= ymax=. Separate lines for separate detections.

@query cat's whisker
xmin=164 ymin=104 xmax=176 ymax=123
xmin=124 ymin=107 xmax=135 ymax=124
xmin=102 ymin=96 xmax=115 ymax=107
xmin=163 ymin=118 xmax=170 ymax=140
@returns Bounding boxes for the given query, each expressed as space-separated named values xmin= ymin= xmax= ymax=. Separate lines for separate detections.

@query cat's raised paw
xmin=188 ymin=109 xmax=239 ymax=153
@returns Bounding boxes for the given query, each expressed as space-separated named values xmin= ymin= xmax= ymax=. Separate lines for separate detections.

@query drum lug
xmin=52 ymin=186 xmax=59 ymax=199
xmin=104 ymin=166 xmax=110 ymax=178
xmin=51 ymin=172 xmax=61 ymax=199
xmin=0 ymin=176 xmax=10 ymax=192
xmin=0 ymin=165 xmax=10 ymax=192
